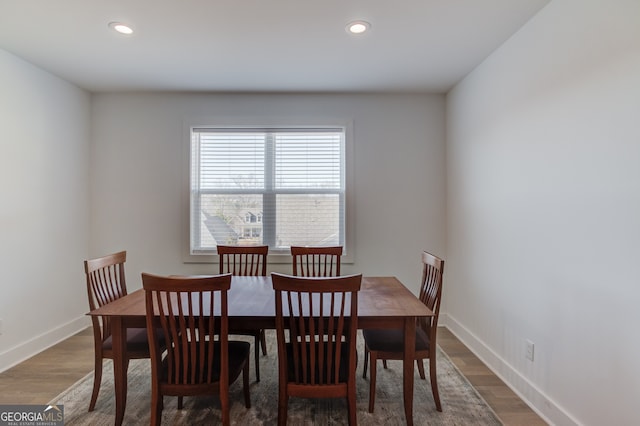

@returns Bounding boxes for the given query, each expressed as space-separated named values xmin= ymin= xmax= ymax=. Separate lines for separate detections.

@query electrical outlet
xmin=525 ymin=339 xmax=534 ymax=361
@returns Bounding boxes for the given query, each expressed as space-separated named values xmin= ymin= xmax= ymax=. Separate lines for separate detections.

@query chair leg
xmin=382 ymin=359 xmax=388 ymax=369
xmin=277 ymin=393 xmax=288 ymax=426
xmin=347 ymin=379 xmax=357 ymax=425
xmin=254 ymin=334 xmax=261 ymax=382
xmin=177 ymin=396 xmax=183 ymax=409
xmin=88 ymin=357 xmax=102 ymax=411
xmin=260 ymin=329 xmax=268 ymax=356
xmin=368 ymin=352 xmax=378 ymax=413
xmin=243 ymin=360 xmax=251 ymax=408
xmin=221 ymin=386 xmax=231 ymax=426
xmin=362 ymin=347 xmax=369 ymax=378
xmin=417 ymin=358 xmax=426 ymax=380
xmin=150 ymin=389 xmax=161 ymax=426
xmin=429 ymin=355 xmax=442 ymax=411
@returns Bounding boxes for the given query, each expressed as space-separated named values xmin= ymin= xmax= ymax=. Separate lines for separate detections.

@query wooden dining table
xmin=88 ymin=275 xmax=433 ymax=426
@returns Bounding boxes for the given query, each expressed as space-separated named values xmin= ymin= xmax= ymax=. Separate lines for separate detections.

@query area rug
xmin=51 ymin=331 xmax=502 ymax=425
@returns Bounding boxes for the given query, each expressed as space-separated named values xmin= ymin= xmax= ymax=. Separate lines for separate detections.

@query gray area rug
xmin=52 ymin=331 xmax=502 ymax=425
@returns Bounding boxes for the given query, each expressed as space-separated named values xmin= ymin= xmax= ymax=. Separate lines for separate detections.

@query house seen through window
xmin=190 ymin=127 xmax=345 ymax=254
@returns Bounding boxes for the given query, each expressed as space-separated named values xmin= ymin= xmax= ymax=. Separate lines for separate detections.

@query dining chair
xmin=290 ymin=245 xmax=343 ymax=277
xmin=272 ymin=272 xmax=362 ymax=426
xmin=362 ymin=251 xmax=445 ymax=412
xmin=142 ymin=273 xmax=251 ymax=426
xmin=217 ymin=244 xmax=268 ymax=382
xmin=84 ymin=251 xmax=156 ymax=412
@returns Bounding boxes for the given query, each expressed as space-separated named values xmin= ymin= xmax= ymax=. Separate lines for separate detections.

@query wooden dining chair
xmin=290 ymin=246 xmax=342 ymax=277
xmin=142 ymin=273 xmax=251 ymax=426
xmin=362 ymin=251 xmax=445 ymax=412
xmin=218 ymin=244 xmax=268 ymax=276
xmin=217 ymin=244 xmax=268 ymax=382
xmin=84 ymin=251 xmax=156 ymax=412
xmin=272 ymin=272 xmax=362 ymax=426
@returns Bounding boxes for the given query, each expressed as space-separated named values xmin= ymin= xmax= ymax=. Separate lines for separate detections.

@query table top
xmin=88 ymin=275 xmax=433 ymax=320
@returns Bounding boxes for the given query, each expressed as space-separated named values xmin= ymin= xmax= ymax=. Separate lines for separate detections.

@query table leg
xmin=111 ymin=317 xmax=128 ymax=426
xmin=403 ymin=318 xmax=416 ymax=426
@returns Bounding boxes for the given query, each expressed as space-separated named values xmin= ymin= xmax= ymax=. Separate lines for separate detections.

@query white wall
xmin=0 ymin=49 xmax=91 ymax=371
xmin=445 ymin=1 xmax=640 ymax=425
xmin=90 ymin=93 xmax=446 ymax=293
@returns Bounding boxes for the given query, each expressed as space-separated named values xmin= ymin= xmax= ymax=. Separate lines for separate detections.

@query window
xmin=190 ymin=127 xmax=345 ymax=254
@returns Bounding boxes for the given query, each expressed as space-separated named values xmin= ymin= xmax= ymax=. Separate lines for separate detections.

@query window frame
xmin=182 ymin=117 xmax=354 ymax=264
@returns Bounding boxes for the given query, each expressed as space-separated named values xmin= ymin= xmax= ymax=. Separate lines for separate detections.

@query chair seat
xmin=362 ymin=327 xmax=431 ymax=353
xmin=229 ymin=328 xmax=261 ymax=337
xmin=286 ymin=341 xmax=350 ymax=383
xmin=102 ymin=327 xmax=151 ymax=352
xmin=161 ymin=341 xmax=250 ymax=384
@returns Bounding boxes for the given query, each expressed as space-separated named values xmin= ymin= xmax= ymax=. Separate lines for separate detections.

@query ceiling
xmin=0 ymin=0 xmax=549 ymax=93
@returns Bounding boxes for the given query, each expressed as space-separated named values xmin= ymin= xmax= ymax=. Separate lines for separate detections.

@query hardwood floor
xmin=437 ymin=328 xmax=547 ymax=426
xmin=0 ymin=327 xmax=546 ymax=425
xmin=0 ymin=328 xmax=95 ymax=405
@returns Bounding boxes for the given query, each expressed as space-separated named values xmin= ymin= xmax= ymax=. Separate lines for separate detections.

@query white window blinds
xmin=190 ymin=127 xmax=345 ymax=254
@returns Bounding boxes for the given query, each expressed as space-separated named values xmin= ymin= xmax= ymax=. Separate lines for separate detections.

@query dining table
xmin=88 ymin=275 xmax=433 ymax=426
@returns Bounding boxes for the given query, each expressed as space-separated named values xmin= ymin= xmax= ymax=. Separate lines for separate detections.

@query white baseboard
xmin=440 ymin=313 xmax=580 ymax=426
xmin=0 ymin=316 xmax=90 ymax=373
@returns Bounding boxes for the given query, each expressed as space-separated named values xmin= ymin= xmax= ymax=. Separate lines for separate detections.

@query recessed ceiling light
xmin=346 ymin=20 xmax=370 ymax=35
xmin=108 ymin=22 xmax=134 ymax=35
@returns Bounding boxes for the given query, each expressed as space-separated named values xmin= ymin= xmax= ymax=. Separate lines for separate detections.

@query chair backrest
xmin=142 ymin=273 xmax=232 ymax=388
xmin=84 ymin=251 xmax=127 ymax=339
xmin=272 ymin=272 xmax=361 ymax=387
xmin=217 ymin=245 xmax=268 ymax=276
xmin=417 ymin=251 xmax=445 ymax=336
xmin=290 ymin=246 xmax=342 ymax=277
